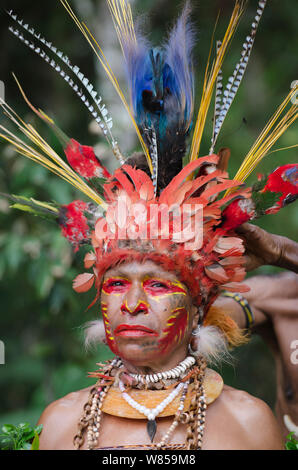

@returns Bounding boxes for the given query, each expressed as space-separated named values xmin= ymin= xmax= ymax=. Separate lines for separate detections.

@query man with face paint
xmin=36 ymin=254 xmax=284 ymax=450
xmin=3 ymin=0 xmax=298 ymax=452
xmin=100 ymin=261 xmax=197 ymax=369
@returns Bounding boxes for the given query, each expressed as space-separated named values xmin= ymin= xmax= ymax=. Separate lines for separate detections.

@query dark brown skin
xmin=237 ymin=223 xmax=298 ymax=273
xmin=37 ymin=384 xmax=283 ymax=450
xmin=36 ymin=260 xmax=283 ymax=450
xmin=215 ymin=272 xmax=298 ymax=439
xmin=235 ymin=223 xmax=298 ymax=438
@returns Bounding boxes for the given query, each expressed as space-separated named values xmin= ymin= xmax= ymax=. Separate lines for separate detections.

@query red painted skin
xmin=158 ymin=307 xmax=189 ymax=353
xmin=142 ymin=279 xmax=188 ymax=297
xmin=102 ymin=278 xmax=132 ymax=294
xmin=100 ymin=272 xmax=192 ymax=362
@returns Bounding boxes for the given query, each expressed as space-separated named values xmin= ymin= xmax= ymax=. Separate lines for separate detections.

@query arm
xmin=236 ymin=223 xmax=298 ymax=273
xmin=215 ymin=272 xmax=298 ymax=328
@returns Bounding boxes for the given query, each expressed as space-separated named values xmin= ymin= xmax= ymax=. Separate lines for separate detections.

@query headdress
xmin=1 ymin=1 xmax=298 ymax=336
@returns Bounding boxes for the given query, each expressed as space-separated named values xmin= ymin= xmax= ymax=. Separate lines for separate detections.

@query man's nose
xmin=121 ymin=285 xmax=149 ymax=315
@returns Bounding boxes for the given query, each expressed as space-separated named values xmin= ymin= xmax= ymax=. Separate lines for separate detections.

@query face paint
xmin=142 ymin=278 xmax=188 ymax=299
xmin=120 ymin=299 xmax=150 ymax=315
xmin=101 ymin=301 xmax=118 ymax=354
xmin=102 ymin=277 xmax=131 ymax=295
xmin=158 ymin=307 xmax=189 ymax=354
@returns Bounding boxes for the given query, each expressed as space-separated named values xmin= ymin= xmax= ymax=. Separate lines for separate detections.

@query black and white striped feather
xmin=7 ymin=10 xmax=124 ymax=163
xmin=210 ymin=0 xmax=267 ymax=152
xmin=210 ymin=40 xmax=223 ymax=154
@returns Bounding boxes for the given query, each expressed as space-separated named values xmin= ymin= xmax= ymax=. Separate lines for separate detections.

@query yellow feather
xmin=59 ymin=0 xmax=153 ymax=174
xmin=225 ymin=85 xmax=298 ymax=195
xmin=0 ymin=99 xmax=107 ymax=209
xmin=189 ymin=1 xmax=245 ymax=165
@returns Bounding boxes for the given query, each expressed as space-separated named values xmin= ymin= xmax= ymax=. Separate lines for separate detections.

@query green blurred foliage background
xmin=0 ymin=0 xmax=297 ymax=429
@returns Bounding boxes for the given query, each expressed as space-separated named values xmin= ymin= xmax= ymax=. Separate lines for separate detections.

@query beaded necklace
xmin=77 ymin=356 xmax=207 ymax=450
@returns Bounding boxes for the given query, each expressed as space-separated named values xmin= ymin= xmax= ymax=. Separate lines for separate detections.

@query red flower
xmin=221 ymin=198 xmax=254 ymax=231
xmin=262 ymin=164 xmax=298 ymax=211
xmin=60 ymin=200 xmax=90 ymax=251
xmin=64 ymin=138 xmax=111 ymax=180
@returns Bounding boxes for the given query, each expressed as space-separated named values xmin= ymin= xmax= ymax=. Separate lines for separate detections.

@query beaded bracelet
xmin=221 ymin=291 xmax=255 ymax=329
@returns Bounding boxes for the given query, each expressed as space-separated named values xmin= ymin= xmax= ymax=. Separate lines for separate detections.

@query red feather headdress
xmin=1 ymin=0 xmax=297 ymax=322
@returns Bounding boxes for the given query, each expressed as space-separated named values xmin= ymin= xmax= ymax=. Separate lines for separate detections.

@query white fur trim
xmin=190 ymin=325 xmax=231 ymax=364
xmin=84 ymin=320 xmax=106 ymax=349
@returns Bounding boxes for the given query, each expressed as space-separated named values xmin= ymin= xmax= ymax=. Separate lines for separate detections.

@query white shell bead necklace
xmin=119 ymin=379 xmax=187 ymax=442
xmin=129 ymin=355 xmax=195 ymax=384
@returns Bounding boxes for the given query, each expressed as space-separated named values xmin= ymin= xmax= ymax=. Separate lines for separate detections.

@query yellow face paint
xmin=101 ymin=301 xmax=116 ymax=351
xmin=121 ymin=299 xmax=150 ymax=315
xmin=102 ymin=277 xmax=131 ymax=296
xmin=142 ymin=277 xmax=187 ymax=301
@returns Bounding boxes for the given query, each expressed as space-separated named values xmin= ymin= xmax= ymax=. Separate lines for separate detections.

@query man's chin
xmin=115 ymin=340 xmax=161 ymax=364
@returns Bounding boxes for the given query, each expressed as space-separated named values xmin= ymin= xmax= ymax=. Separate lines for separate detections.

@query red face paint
xmin=102 ymin=277 xmax=131 ymax=295
xmin=142 ymin=278 xmax=187 ymax=297
xmin=158 ymin=307 xmax=189 ymax=354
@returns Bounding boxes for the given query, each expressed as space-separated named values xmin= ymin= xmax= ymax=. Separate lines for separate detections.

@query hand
xmin=236 ymin=223 xmax=298 ymax=273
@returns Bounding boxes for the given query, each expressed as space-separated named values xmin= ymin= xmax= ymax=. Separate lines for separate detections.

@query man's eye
xmin=151 ymin=282 xmax=168 ymax=289
xmin=110 ymin=280 xmax=125 ymax=286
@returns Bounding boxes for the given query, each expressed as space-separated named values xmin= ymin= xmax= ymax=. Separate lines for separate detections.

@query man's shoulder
xmin=207 ymin=385 xmax=283 ymax=449
xmin=39 ymin=386 xmax=92 ymax=420
xmin=220 ymin=385 xmax=278 ymax=424
xmin=220 ymin=385 xmax=268 ymax=410
xmin=37 ymin=386 xmax=92 ymax=449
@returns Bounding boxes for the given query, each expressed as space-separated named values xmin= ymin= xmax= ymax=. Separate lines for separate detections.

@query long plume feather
xmin=189 ymin=1 xmax=245 ymax=164
xmin=164 ymin=0 xmax=195 ymax=131
xmin=225 ymin=84 xmax=298 ymax=195
xmin=59 ymin=0 xmax=153 ymax=173
xmin=6 ymin=10 xmax=125 ymax=163
xmin=210 ymin=0 xmax=267 ymax=152
xmin=0 ymin=98 xmax=107 ymax=209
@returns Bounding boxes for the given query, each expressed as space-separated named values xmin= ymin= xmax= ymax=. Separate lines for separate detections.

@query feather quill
xmin=210 ymin=0 xmax=267 ymax=152
xmin=6 ymin=10 xmax=124 ymax=162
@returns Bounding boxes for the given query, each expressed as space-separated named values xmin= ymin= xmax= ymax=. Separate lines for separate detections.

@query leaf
xmin=252 ymin=190 xmax=282 ymax=215
xmin=35 ymin=425 xmax=43 ymax=435
xmin=252 ymin=174 xmax=267 ymax=192
xmin=21 ymin=442 xmax=32 ymax=450
xmin=1 ymin=424 xmax=16 ymax=434
xmin=30 ymin=432 xmax=40 ymax=450
xmin=285 ymin=432 xmax=298 ymax=450
xmin=17 ymin=422 xmax=31 ymax=431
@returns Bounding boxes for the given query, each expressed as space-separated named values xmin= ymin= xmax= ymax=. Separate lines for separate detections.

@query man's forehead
xmin=104 ymin=260 xmax=179 ymax=281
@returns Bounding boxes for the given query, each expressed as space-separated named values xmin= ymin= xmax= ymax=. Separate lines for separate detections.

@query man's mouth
xmin=114 ymin=324 xmax=158 ymax=337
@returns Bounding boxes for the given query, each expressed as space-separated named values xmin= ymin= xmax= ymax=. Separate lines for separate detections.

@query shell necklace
xmin=119 ymin=379 xmax=188 ymax=442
